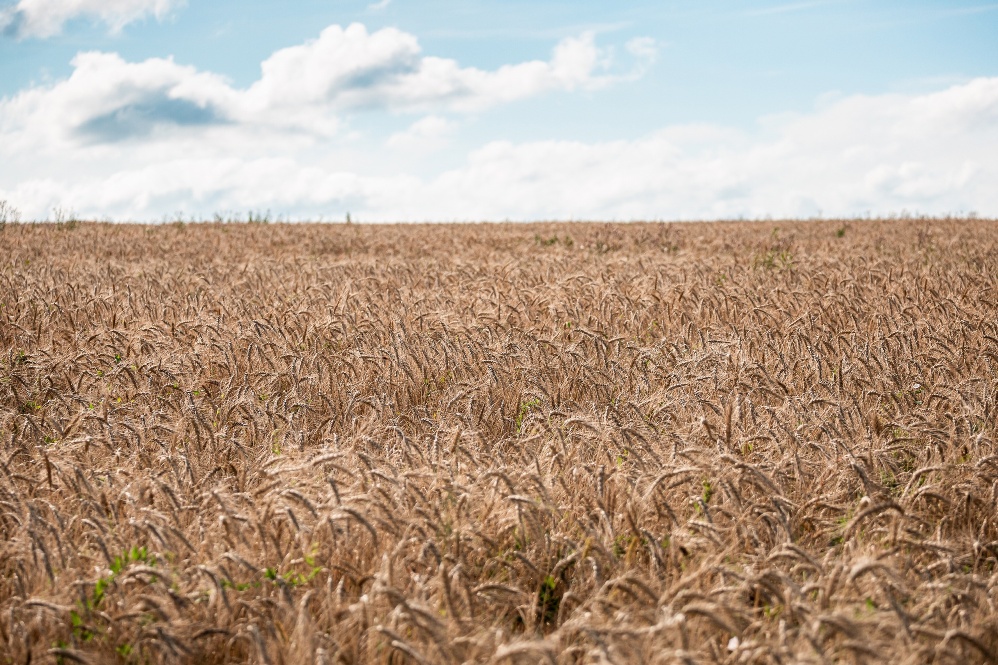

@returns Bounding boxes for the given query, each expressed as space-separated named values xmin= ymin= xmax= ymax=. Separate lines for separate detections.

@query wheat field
xmin=1 ymin=219 xmax=997 ymax=664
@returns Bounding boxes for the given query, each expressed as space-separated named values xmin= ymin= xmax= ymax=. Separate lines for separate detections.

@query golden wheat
xmin=1 ymin=219 xmax=997 ymax=664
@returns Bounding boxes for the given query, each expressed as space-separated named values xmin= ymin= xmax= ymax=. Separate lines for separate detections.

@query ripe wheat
xmin=1 ymin=219 xmax=997 ymax=664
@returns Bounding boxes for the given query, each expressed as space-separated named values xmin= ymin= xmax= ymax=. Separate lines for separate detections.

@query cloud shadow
xmin=75 ymin=93 xmax=227 ymax=143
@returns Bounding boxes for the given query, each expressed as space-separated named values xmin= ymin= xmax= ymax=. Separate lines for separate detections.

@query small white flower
xmin=727 ymin=637 xmax=740 ymax=651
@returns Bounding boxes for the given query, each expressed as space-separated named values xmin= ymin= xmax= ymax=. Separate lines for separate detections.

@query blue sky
xmin=1 ymin=0 xmax=996 ymax=221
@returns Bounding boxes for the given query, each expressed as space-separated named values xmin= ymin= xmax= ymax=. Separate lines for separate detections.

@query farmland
xmin=1 ymin=219 xmax=997 ymax=664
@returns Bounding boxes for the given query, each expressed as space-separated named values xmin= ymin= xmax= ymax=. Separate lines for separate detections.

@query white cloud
xmin=0 ymin=0 xmax=184 ymax=38
xmin=242 ymin=24 xmax=647 ymax=115
xmin=386 ymin=115 xmax=454 ymax=150
xmin=0 ymin=23 xmax=648 ymax=150
xmin=625 ymin=37 xmax=657 ymax=62
xmin=0 ymin=23 xmax=993 ymax=222
xmin=0 ymin=51 xmax=237 ymax=151
xmin=367 ymin=0 xmax=391 ymax=11
xmin=401 ymin=78 xmax=995 ymax=221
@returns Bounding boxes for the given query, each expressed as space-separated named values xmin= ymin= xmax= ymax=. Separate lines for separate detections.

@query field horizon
xmin=2 ymin=218 xmax=997 ymax=664
xmin=3 ymin=213 xmax=996 ymax=226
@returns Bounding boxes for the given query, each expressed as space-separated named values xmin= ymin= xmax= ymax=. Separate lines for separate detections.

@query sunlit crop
xmin=1 ymin=219 xmax=996 ymax=664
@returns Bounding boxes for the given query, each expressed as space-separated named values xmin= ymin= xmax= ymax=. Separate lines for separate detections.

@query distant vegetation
xmin=1 ymin=219 xmax=997 ymax=663
xmin=0 ymin=200 xmax=21 ymax=230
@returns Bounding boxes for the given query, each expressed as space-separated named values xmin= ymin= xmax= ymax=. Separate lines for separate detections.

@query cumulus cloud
xmin=430 ymin=78 xmax=996 ymax=220
xmin=0 ymin=24 xmax=649 ymax=148
xmin=0 ymin=0 xmax=184 ymax=38
xmin=0 ymin=51 xmax=236 ymax=148
xmin=242 ymin=24 xmax=645 ymax=114
xmin=0 ymin=22 xmax=993 ymax=221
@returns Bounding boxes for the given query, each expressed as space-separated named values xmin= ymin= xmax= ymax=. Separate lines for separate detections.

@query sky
xmin=0 ymin=0 xmax=996 ymax=222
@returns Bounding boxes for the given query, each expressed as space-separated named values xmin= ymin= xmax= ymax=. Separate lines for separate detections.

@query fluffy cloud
xmin=0 ymin=23 xmax=994 ymax=221
xmin=241 ymin=24 xmax=640 ymax=114
xmin=0 ymin=51 xmax=235 ymax=149
xmin=0 ymin=24 xmax=647 ymax=148
xmin=386 ymin=115 xmax=454 ymax=150
xmin=412 ymin=77 xmax=996 ymax=221
xmin=0 ymin=0 xmax=184 ymax=38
